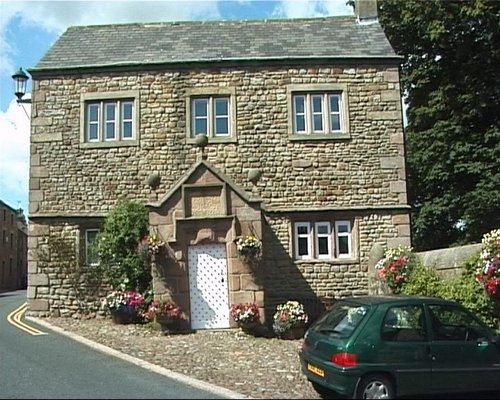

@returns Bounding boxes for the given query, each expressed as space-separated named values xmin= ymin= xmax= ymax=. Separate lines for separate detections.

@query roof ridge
xmin=65 ymin=14 xmax=355 ymax=30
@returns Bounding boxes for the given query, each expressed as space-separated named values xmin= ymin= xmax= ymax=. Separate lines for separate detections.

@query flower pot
xmin=155 ymin=316 xmax=182 ymax=333
xmin=280 ymin=325 xmax=305 ymax=340
xmin=239 ymin=321 xmax=260 ymax=334
xmin=111 ymin=311 xmax=136 ymax=325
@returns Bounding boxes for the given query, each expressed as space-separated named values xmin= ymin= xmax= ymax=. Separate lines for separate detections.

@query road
xmin=0 ymin=290 xmax=243 ymax=399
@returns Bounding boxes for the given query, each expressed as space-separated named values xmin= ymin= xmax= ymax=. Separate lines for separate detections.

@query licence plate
xmin=307 ymin=363 xmax=325 ymax=377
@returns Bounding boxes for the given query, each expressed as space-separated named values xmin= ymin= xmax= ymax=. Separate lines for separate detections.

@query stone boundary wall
xmin=367 ymin=242 xmax=483 ymax=296
xmin=415 ymin=243 xmax=481 ymax=279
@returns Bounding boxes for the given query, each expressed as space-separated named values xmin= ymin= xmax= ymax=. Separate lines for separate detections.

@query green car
xmin=299 ymin=295 xmax=500 ymax=399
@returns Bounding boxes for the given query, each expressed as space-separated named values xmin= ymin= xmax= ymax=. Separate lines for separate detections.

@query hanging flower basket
xmin=235 ymin=235 xmax=262 ymax=265
xmin=475 ymin=228 xmax=500 ymax=298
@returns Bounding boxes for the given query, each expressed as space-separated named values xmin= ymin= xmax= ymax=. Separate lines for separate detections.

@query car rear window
xmin=309 ymin=302 xmax=369 ymax=338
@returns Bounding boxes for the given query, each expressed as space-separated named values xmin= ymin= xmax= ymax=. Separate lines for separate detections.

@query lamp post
xmin=12 ymin=67 xmax=31 ymax=104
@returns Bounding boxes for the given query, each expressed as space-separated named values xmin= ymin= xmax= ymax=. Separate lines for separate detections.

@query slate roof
xmin=32 ymin=16 xmax=399 ymax=72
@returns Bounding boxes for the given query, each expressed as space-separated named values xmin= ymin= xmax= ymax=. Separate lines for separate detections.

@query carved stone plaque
xmin=185 ymin=185 xmax=224 ymax=217
xmin=190 ymin=195 xmax=222 ymax=217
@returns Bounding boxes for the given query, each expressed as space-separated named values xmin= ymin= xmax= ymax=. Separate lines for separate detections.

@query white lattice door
xmin=188 ymin=244 xmax=230 ymax=330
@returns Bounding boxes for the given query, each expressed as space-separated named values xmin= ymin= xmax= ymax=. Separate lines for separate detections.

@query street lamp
xmin=12 ymin=67 xmax=31 ymax=104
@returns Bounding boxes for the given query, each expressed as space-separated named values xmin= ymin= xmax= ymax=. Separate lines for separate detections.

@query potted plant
xmin=229 ymin=302 xmax=260 ymax=333
xmin=273 ymin=300 xmax=309 ymax=339
xmin=146 ymin=300 xmax=184 ymax=332
xmin=102 ymin=289 xmax=146 ymax=324
xmin=235 ymin=234 xmax=262 ymax=265
xmin=375 ymin=245 xmax=416 ymax=294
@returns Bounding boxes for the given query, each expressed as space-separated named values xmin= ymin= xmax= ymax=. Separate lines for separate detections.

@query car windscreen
xmin=309 ymin=302 xmax=369 ymax=338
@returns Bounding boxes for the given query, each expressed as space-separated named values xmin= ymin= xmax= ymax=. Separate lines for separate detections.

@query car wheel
xmin=355 ymin=375 xmax=394 ymax=399
xmin=310 ymin=380 xmax=341 ymax=399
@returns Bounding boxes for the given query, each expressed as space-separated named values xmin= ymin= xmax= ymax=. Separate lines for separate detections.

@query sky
xmin=0 ymin=0 xmax=354 ymax=215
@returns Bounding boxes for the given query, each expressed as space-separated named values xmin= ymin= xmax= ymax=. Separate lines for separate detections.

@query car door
xmin=427 ymin=303 xmax=500 ymax=393
xmin=376 ymin=304 xmax=432 ymax=397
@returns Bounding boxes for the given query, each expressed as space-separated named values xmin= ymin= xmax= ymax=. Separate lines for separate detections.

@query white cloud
xmin=0 ymin=98 xmax=30 ymax=212
xmin=272 ymin=0 xmax=353 ymax=18
xmin=2 ymin=0 xmax=222 ymax=33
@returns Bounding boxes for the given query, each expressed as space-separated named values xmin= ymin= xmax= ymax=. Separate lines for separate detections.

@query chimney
xmin=355 ymin=0 xmax=378 ymax=25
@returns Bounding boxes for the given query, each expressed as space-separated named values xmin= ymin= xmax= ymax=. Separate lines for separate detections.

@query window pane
xmin=123 ymin=122 xmax=132 ymax=138
xmin=105 ymin=103 xmax=116 ymax=120
xmin=330 ymin=115 xmax=341 ymax=131
xmin=295 ymin=115 xmax=305 ymax=132
xmin=88 ymin=104 xmax=99 ymax=121
xmin=329 ymin=95 xmax=341 ymax=132
xmin=298 ymin=237 xmax=309 ymax=256
xmin=310 ymin=303 xmax=368 ymax=339
xmin=215 ymin=118 xmax=229 ymax=135
xmin=318 ymin=237 xmax=329 ymax=255
xmin=313 ymin=115 xmax=323 ymax=131
xmin=312 ymin=95 xmax=324 ymax=132
xmin=105 ymin=103 xmax=116 ymax=140
xmin=89 ymin=124 xmax=98 ymax=141
xmin=87 ymin=104 xmax=99 ymax=141
xmin=338 ymin=236 xmax=349 ymax=254
xmin=337 ymin=223 xmax=349 ymax=233
xmin=214 ymin=98 xmax=229 ymax=135
xmin=312 ymin=96 xmax=323 ymax=113
xmin=122 ymin=102 xmax=133 ymax=120
xmin=194 ymin=99 xmax=208 ymax=117
xmin=105 ymin=122 xmax=115 ymax=139
xmin=214 ymin=98 xmax=228 ymax=116
xmin=297 ymin=226 xmax=309 ymax=235
xmin=195 ymin=119 xmax=207 ymax=135
xmin=121 ymin=102 xmax=134 ymax=139
xmin=86 ymin=230 xmax=99 ymax=265
xmin=193 ymin=99 xmax=208 ymax=136
xmin=294 ymin=96 xmax=306 ymax=133
xmin=382 ymin=306 xmax=426 ymax=341
xmin=329 ymin=95 xmax=340 ymax=112
xmin=317 ymin=225 xmax=329 ymax=234
xmin=429 ymin=305 xmax=488 ymax=341
xmin=294 ymin=96 xmax=305 ymax=113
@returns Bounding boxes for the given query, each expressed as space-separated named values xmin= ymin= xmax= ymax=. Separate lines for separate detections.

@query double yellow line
xmin=7 ymin=302 xmax=47 ymax=336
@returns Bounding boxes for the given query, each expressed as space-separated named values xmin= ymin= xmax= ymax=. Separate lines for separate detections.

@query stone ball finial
xmin=247 ymin=168 xmax=262 ymax=183
xmin=194 ymin=134 xmax=208 ymax=148
xmin=147 ymin=173 xmax=161 ymax=189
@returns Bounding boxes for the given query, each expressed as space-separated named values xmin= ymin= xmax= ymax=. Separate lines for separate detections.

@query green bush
xmin=401 ymin=252 xmax=500 ymax=329
xmin=95 ymin=198 xmax=151 ymax=292
xmin=443 ymin=253 xmax=500 ymax=329
xmin=401 ymin=263 xmax=443 ymax=297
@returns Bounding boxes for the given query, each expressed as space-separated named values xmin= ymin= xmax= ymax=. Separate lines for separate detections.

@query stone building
xmin=26 ymin=1 xmax=411 ymax=328
xmin=0 ymin=200 xmax=28 ymax=291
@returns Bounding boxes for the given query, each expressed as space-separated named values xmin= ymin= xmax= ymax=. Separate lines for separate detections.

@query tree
xmin=377 ymin=0 xmax=500 ymax=250
xmin=95 ymin=198 xmax=151 ymax=292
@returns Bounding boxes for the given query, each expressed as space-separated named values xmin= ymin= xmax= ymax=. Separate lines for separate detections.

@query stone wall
xmin=416 ymin=243 xmax=482 ymax=279
xmin=30 ymin=65 xmax=407 ymax=215
xmin=27 ymin=62 xmax=410 ymax=317
xmin=264 ymin=210 xmax=410 ymax=319
xmin=27 ymin=221 xmax=106 ymax=316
